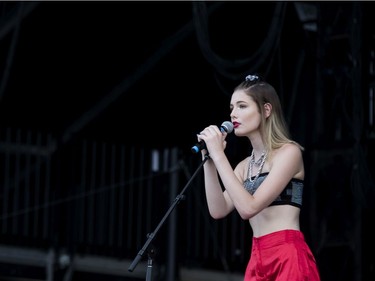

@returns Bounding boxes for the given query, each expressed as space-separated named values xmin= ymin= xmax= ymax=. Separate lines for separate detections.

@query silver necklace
xmin=248 ymin=150 xmax=267 ymax=187
xmin=251 ymin=150 xmax=266 ymax=166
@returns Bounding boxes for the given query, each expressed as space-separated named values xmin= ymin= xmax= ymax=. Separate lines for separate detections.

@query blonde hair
xmin=234 ymin=76 xmax=304 ymax=153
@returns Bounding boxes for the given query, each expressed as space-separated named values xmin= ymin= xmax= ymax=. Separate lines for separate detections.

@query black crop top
xmin=243 ymin=172 xmax=303 ymax=208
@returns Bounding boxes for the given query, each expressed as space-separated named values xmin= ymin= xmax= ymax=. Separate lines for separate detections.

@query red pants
xmin=244 ymin=229 xmax=320 ymax=281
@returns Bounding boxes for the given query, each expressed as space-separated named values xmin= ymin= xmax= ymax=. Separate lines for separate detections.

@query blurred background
xmin=0 ymin=1 xmax=374 ymax=281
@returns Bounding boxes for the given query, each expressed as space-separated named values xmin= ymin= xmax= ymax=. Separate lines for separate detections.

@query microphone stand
xmin=128 ymin=153 xmax=210 ymax=280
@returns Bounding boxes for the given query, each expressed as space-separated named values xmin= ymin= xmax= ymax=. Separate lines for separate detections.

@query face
xmin=230 ymin=90 xmax=261 ymax=137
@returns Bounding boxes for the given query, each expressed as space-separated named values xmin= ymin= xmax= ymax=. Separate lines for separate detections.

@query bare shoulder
xmin=272 ymin=142 xmax=304 ymax=179
xmin=278 ymin=142 xmax=303 ymax=156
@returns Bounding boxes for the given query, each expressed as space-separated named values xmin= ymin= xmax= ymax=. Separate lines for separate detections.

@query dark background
xmin=0 ymin=1 xmax=316 ymax=148
xmin=0 ymin=1 xmax=374 ymax=281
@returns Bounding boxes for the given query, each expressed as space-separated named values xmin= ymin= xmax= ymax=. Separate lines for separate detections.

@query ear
xmin=264 ymin=103 xmax=272 ymax=118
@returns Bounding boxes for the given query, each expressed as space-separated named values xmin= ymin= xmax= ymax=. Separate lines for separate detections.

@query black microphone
xmin=191 ymin=121 xmax=234 ymax=153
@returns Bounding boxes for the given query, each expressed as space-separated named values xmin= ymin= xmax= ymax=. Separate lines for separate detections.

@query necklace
xmin=250 ymin=150 xmax=266 ymax=166
xmin=248 ymin=150 xmax=267 ymax=187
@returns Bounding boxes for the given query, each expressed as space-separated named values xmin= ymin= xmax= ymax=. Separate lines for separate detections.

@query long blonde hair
xmin=234 ymin=76 xmax=304 ymax=153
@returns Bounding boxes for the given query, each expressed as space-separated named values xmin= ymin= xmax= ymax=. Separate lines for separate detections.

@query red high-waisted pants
xmin=244 ymin=229 xmax=320 ymax=281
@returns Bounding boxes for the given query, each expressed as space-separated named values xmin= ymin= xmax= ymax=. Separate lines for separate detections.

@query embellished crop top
xmin=243 ymin=172 xmax=303 ymax=208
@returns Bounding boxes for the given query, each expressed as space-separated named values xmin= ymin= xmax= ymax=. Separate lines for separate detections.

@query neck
xmin=249 ymin=136 xmax=265 ymax=157
xmin=251 ymin=148 xmax=266 ymax=160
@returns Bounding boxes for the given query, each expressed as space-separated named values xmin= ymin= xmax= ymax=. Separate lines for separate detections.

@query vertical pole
xmin=166 ymin=147 xmax=179 ymax=281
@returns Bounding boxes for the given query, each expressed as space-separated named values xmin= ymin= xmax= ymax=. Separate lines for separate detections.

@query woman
xmin=197 ymin=74 xmax=320 ymax=280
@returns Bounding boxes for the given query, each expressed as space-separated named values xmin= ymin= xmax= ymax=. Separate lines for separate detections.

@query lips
xmin=232 ymin=122 xmax=240 ymax=128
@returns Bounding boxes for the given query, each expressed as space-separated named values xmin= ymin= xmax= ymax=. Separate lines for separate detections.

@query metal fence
xmin=0 ymin=127 xmax=250 ymax=280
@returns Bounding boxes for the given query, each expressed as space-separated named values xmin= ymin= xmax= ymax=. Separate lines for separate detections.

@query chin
xmin=234 ymin=129 xmax=250 ymax=138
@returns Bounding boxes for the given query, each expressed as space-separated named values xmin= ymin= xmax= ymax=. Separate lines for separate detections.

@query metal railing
xmin=0 ymin=127 xmax=249 ymax=280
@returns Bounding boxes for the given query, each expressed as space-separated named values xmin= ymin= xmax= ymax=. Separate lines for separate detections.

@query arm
xmin=199 ymin=126 xmax=303 ymax=220
xmin=213 ymin=143 xmax=303 ymax=220
xmin=198 ymin=125 xmax=235 ymax=219
xmin=201 ymin=155 xmax=235 ymax=219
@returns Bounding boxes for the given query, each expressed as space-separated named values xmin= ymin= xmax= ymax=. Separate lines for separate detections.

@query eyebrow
xmin=230 ymin=100 xmax=248 ymax=106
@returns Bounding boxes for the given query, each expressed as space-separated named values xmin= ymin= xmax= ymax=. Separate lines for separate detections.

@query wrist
xmin=209 ymin=151 xmax=226 ymax=163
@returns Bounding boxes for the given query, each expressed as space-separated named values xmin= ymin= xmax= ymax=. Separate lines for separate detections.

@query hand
xmin=197 ymin=125 xmax=227 ymax=155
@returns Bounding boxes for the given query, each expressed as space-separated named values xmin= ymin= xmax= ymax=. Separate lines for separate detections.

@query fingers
xmin=198 ymin=125 xmax=227 ymax=148
xmin=199 ymin=125 xmax=221 ymax=137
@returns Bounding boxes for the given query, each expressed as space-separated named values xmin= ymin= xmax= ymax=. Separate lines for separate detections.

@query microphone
xmin=191 ymin=121 xmax=234 ymax=153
